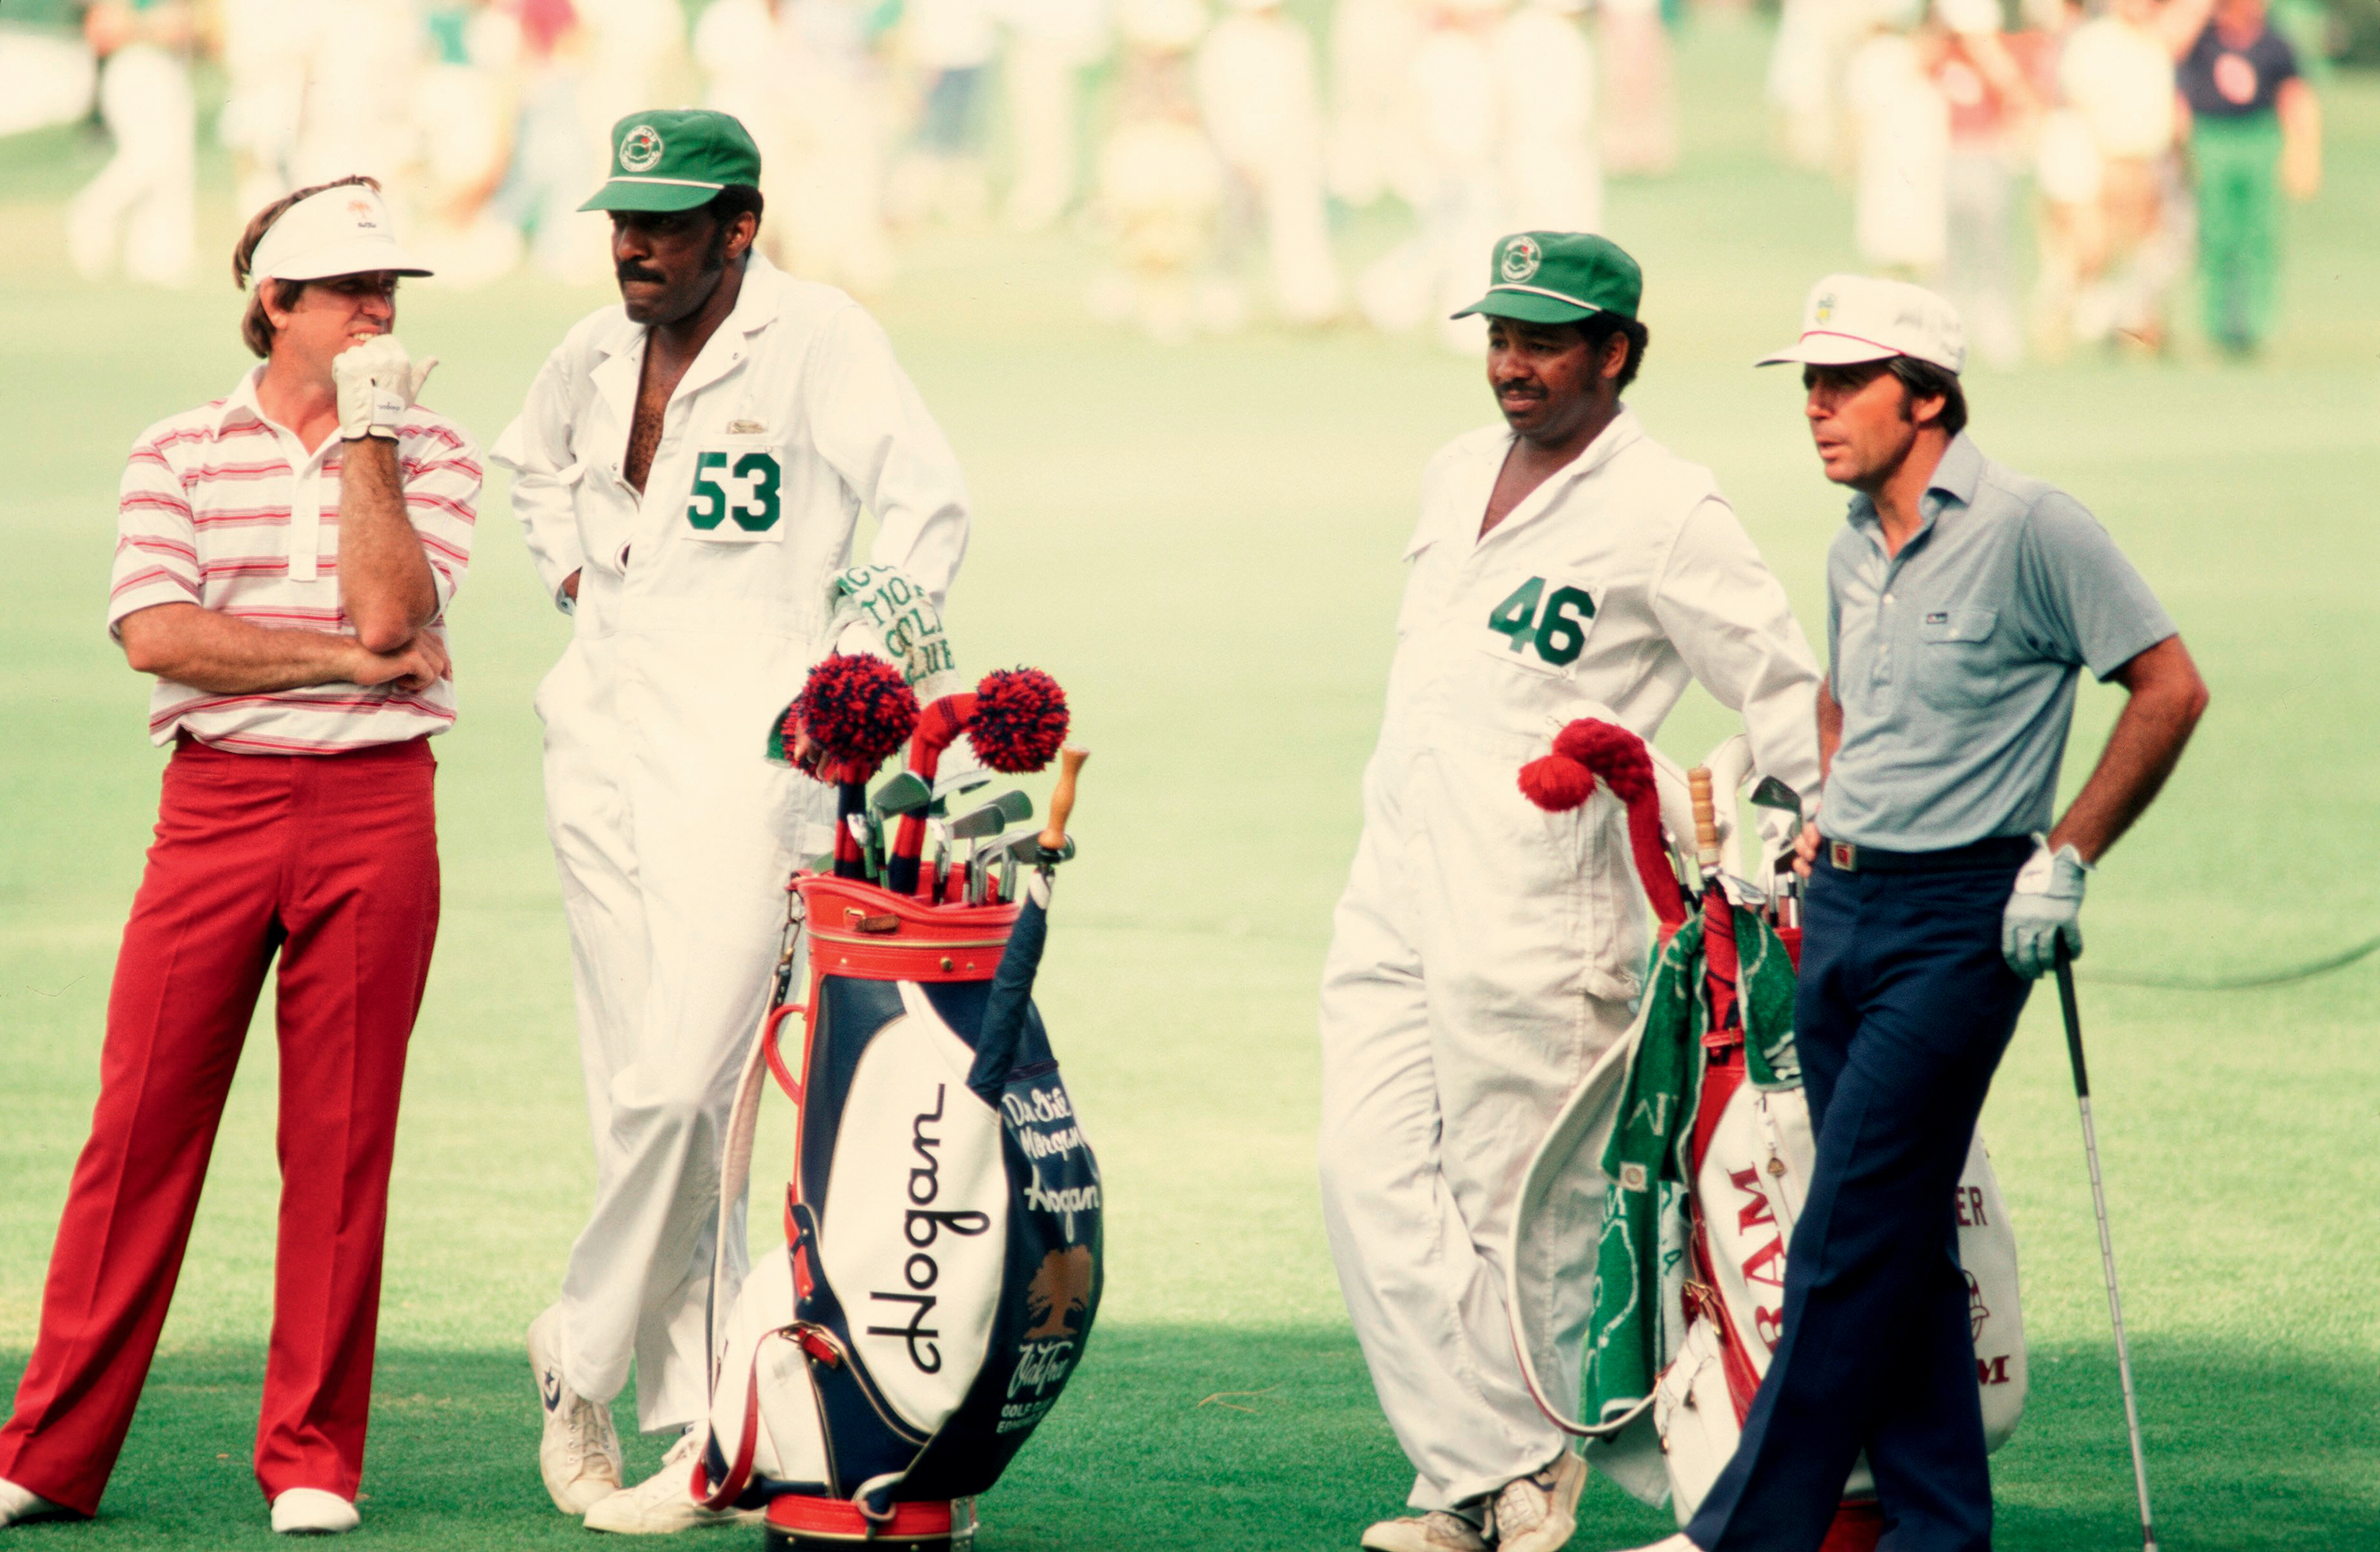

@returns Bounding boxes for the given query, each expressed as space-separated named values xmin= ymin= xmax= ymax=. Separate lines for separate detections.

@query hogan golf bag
xmin=1505 ymin=720 xmax=2026 ymax=1550
xmin=695 ymin=643 xmax=1098 ymax=1550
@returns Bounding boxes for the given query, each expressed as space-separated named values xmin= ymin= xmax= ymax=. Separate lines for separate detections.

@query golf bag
xmin=696 ymin=871 xmax=1103 ymax=1550
xmin=1506 ymin=721 xmax=2025 ymax=1545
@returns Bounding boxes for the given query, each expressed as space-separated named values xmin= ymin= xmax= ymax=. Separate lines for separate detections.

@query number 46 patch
xmin=1488 ymin=576 xmax=1596 ymax=667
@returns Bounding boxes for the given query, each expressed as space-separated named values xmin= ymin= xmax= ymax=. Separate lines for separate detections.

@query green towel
xmin=1582 ymin=905 xmax=1799 ymax=1424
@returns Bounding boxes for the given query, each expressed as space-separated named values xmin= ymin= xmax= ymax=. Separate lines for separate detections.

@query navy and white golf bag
xmin=697 ymin=870 xmax=1102 ymax=1550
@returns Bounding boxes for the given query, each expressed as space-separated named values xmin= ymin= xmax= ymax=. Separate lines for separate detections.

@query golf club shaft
xmin=2054 ymin=951 xmax=2159 ymax=1552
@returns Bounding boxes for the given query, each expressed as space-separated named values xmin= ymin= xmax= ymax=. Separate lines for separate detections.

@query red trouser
xmin=0 ymin=736 xmax=440 ymax=1514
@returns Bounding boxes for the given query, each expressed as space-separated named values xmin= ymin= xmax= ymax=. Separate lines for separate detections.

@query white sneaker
xmin=270 ymin=1489 xmax=359 ymax=1535
xmin=0 ymin=1478 xmax=71 ymax=1527
xmin=529 ymin=1304 xmax=624 ymax=1514
xmin=1359 ymin=1509 xmax=1491 ymax=1552
xmin=1490 ymin=1451 xmax=1589 ymax=1552
xmin=582 ymin=1430 xmax=759 ymax=1535
xmin=1607 ymin=1538 xmax=1701 ymax=1552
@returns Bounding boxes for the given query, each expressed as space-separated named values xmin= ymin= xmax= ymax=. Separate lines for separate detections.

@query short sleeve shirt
xmin=2178 ymin=22 xmax=2299 ymax=118
xmin=1821 ymin=434 xmax=2174 ymax=851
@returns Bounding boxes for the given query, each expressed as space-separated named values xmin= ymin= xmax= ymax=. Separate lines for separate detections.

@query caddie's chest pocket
xmin=1473 ymin=573 xmax=1598 ymax=680
xmin=1911 ymin=606 xmax=2001 ymax=711
xmin=684 ymin=436 xmax=787 ymax=544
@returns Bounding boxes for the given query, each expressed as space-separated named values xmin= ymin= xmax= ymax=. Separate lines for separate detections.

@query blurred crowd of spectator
xmin=0 ymin=0 xmax=2330 ymax=355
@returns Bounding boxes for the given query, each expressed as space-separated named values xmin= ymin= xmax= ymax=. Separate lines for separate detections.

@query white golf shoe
xmin=1358 ymin=1509 xmax=1491 ymax=1552
xmin=0 ymin=1477 xmax=70 ymax=1527
xmin=1490 ymin=1450 xmax=1589 ymax=1552
xmin=581 ymin=1429 xmax=759 ymax=1535
xmin=269 ymin=1489 xmax=359 ymax=1535
xmin=529 ymin=1304 xmax=624 ymax=1514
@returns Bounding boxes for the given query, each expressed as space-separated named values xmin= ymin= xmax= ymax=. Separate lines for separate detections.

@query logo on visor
xmin=347 ymin=198 xmax=378 ymax=228
xmin=620 ymin=125 xmax=665 ymax=173
xmin=1815 ymin=292 xmax=1836 ymax=324
xmin=1500 ymin=236 xmax=1542 ymax=283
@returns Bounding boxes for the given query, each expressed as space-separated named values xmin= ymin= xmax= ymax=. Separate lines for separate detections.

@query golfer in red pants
xmin=0 ymin=176 xmax=476 ymax=1537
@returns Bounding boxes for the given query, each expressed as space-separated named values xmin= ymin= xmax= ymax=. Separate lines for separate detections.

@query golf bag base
xmin=763 ymin=1494 xmax=977 ymax=1550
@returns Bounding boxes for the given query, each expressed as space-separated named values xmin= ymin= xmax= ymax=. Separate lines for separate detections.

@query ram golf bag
xmin=1506 ymin=721 xmax=2025 ymax=1549
xmin=695 ymin=866 xmax=1102 ymax=1550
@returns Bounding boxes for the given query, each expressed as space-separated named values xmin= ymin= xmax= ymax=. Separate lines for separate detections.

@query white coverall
xmin=1317 ymin=409 xmax=1821 ymax=1512
xmin=493 ymin=255 xmax=971 ymax=1433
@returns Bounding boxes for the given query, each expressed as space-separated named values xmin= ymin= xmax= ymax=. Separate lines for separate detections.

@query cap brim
xmin=1755 ymin=332 xmax=1905 ymax=367
xmin=579 ymin=178 xmax=725 ymax=213
xmin=264 ymin=238 xmax=433 ymax=282
xmin=1450 ymin=286 xmax=1605 ymax=325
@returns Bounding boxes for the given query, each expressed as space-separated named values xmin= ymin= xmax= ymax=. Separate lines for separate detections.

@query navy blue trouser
xmin=1686 ymin=855 xmax=2031 ymax=1552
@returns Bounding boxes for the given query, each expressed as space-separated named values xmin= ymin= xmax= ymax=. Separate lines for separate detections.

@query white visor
xmin=248 ymin=184 xmax=432 ymax=284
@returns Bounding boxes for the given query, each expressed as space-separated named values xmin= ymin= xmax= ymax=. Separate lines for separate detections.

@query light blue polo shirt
xmin=1821 ymin=434 xmax=2176 ymax=851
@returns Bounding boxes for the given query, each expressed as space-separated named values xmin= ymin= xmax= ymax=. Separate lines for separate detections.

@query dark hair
xmin=1886 ymin=355 xmax=1968 ymax=436
xmin=232 ymin=174 xmax=383 ymax=359
xmin=1581 ymin=313 xmax=1651 ymax=394
xmin=709 ymin=183 xmax=764 ymax=234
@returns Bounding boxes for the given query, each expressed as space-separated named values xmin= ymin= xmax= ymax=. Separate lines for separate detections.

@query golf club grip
xmin=2055 ymin=947 xmax=2090 ymax=1099
xmin=1040 ymin=747 xmax=1087 ymax=852
xmin=1688 ymin=766 xmax=1721 ymax=867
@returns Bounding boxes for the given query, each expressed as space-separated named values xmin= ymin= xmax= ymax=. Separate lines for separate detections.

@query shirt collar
xmin=211 ymin=365 xmax=271 ymax=432
xmin=1844 ymin=431 xmax=1983 ymax=545
xmin=1490 ymin=404 xmax=1643 ymax=482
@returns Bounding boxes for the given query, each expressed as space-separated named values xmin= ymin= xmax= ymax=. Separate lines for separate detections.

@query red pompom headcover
xmin=1518 ymin=717 xmax=1686 ymax=926
xmin=787 ymin=654 xmax=921 ymax=782
xmin=966 ymin=667 xmax=1069 ymax=774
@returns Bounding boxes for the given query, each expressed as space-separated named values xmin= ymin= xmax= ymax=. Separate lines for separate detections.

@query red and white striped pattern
xmin=108 ymin=368 xmax=479 ymax=754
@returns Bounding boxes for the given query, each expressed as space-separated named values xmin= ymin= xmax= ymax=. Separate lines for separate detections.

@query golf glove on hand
xmin=2002 ymin=836 xmax=2090 ymax=979
xmin=333 ymin=335 xmax=436 ymax=440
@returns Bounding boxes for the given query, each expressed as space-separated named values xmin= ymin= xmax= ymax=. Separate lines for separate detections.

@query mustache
xmin=617 ymin=262 xmax=666 ymax=285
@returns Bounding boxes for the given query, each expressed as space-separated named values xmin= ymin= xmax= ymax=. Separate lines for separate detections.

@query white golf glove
xmin=2002 ymin=836 xmax=2090 ymax=980
xmin=333 ymin=335 xmax=437 ymax=440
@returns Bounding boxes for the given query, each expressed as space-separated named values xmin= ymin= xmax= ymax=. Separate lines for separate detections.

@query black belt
xmin=1821 ymin=836 xmax=2034 ymax=874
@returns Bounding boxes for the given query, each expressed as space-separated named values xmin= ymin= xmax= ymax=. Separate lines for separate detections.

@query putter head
xmin=1748 ymin=775 xmax=1802 ymax=815
xmin=870 ymin=770 xmax=932 ymax=819
xmin=945 ymin=790 xmax=1033 ymax=842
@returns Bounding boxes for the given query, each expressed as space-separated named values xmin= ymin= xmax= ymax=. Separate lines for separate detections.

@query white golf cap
xmin=1756 ymin=273 xmax=1966 ymax=374
xmin=247 ymin=183 xmax=432 ymax=284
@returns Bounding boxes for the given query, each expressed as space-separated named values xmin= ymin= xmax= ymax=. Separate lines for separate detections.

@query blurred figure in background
xmin=1599 ymin=0 xmax=1677 ymax=176
xmin=2176 ymin=0 xmax=2320 ymax=355
xmin=1496 ymin=0 xmax=1601 ymax=234
xmin=292 ymin=0 xmax=423 ymax=191
xmin=0 ymin=0 xmax=96 ymax=140
xmin=413 ymin=0 xmax=527 ymax=286
xmin=1928 ymin=0 xmax=2036 ymax=367
xmin=698 ymin=0 xmax=897 ymax=294
xmin=494 ymin=0 xmax=603 ymax=282
xmin=1355 ymin=0 xmax=1508 ymax=352
xmin=889 ymin=0 xmax=998 ymax=225
xmin=995 ymin=0 xmax=1109 ymax=230
xmin=218 ymin=0 xmax=310 ymax=217
xmin=2027 ymin=0 xmax=2105 ymax=356
xmin=2057 ymin=0 xmax=2205 ymax=350
xmin=67 ymin=0 xmax=196 ymax=287
xmin=1325 ymin=0 xmax=1425 ymax=206
xmin=1196 ymin=0 xmax=1344 ymax=325
xmin=1844 ymin=0 xmax=1947 ymax=279
xmin=1090 ymin=0 xmax=1234 ymax=340
xmin=1767 ymin=0 xmax=1850 ymax=169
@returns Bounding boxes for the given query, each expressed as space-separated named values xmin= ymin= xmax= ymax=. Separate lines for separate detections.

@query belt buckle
xmin=1828 ymin=840 xmax=1856 ymax=872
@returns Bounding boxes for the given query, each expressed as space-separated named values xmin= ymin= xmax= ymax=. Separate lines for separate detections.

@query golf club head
xmin=930 ymin=764 xmax=993 ymax=812
xmin=870 ymin=770 xmax=932 ymax=819
xmin=946 ymin=790 xmax=1033 ymax=842
xmin=1748 ymin=775 xmax=1802 ymax=815
xmin=990 ymin=829 xmax=1076 ymax=866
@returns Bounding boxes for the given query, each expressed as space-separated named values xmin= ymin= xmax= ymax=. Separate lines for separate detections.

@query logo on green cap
xmin=620 ymin=125 xmax=664 ymax=173
xmin=1501 ymin=236 xmax=1543 ymax=284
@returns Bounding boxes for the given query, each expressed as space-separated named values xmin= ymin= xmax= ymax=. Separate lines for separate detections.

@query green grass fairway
xmin=4 ymin=25 xmax=2377 ymax=1550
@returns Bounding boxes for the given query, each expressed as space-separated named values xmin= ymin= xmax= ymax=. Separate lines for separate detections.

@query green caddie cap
xmin=579 ymin=109 xmax=763 ymax=213
xmin=1451 ymin=232 xmax=1644 ymax=325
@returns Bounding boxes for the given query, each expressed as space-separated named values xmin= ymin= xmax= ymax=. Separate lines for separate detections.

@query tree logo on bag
xmin=620 ymin=125 xmax=665 ymax=172
xmin=1023 ymin=1247 xmax=1094 ymax=1339
xmin=1967 ymin=1270 xmax=1990 ymax=1342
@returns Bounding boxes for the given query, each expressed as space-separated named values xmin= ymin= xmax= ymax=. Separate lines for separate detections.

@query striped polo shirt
xmin=106 ymin=367 xmax=480 ymax=754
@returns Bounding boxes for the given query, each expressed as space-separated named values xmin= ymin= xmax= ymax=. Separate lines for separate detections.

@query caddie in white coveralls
xmin=1319 ymin=232 xmax=1823 ymax=1552
xmin=492 ymin=109 xmax=971 ymax=1533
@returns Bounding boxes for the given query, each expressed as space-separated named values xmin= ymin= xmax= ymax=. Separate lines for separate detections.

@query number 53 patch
xmin=1486 ymin=575 xmax=1596 ymax=667
xmin=686 ymin=446 xmax=784 ymax=542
